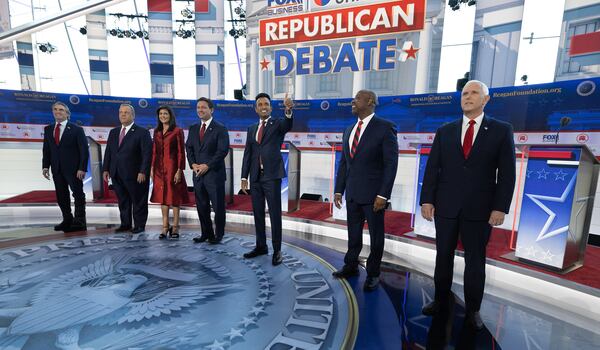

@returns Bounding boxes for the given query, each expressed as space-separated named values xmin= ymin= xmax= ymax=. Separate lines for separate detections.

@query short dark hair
xmin=155 ymin=105 xmax=177 ymax=132
xmin=255 ymin=93 xmax=271 ymax=105
xmin=197 ymin=97 xmax=214 ymax=109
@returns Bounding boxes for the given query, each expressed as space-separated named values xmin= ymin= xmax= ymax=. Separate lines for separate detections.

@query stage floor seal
xmin=0 ymin=232 xmax=358 ymax=350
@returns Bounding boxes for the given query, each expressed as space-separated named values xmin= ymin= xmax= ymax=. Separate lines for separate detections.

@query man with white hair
xmin=42 ymin=101 xmax=89 ymax=232
xmin=419 ymin=80 xmax=516 ymax=330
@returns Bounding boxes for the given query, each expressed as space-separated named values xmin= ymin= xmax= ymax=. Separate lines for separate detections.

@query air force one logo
xmin=0 ymin=234 xmax=356 ymax=349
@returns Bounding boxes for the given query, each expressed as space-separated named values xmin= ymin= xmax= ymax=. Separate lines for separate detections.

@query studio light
xmin=181 ymin=8 xmax=193 ymax=19
xmin=38 ymin=43 xmax=57 ymax=53
xmin=79 ymin=26 xmax=87 ymax=35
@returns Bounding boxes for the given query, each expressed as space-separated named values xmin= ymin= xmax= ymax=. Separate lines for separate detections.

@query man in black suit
xmin=186 ymin=97 xmax=230 ymax=244
xmin=420 ymin=80 xmax=515 ymax=330
xmin=332 ymin=90 xmax=399 ymax=291
xmin=241 ymin=92 xmax=294 ymax=266
xmin=42 ymin=102 xmax=89 ymax=232
xmin=102 ymin=104 xmax=152 ymax=234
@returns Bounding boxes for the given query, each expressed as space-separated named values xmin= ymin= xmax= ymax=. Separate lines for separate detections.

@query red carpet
xmin=3 ymin=190 xmax=599 ymax=289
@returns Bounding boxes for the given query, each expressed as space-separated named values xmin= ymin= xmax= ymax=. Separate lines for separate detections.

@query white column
xmin=352 ymin=38 xmax=365 ymax=95
xmin=414 ymin=18 xmax=433 ymax=94
xmin=249 ymin=38 xmax=258 ymax=97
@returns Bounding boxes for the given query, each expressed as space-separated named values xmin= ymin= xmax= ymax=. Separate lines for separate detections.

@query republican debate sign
xmin=258 ymin=0 xmax=426 ymax=76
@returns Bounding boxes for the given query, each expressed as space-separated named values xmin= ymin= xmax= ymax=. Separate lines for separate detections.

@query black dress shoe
xmin=193 ymin=236 xmax=211 ymax=243
xmin=54 ymin=221 xmax=72 ymax=231
xmin=363 ymin=276 xmax=380 ymax=292
xmin=466 ymin=311 xmax=484 ymax=330
xmin=422 ymin=301 xmax=441 ymax=316
xmin=243 ymin=248 xmax=268 ymax=259
xmin=208 ymin=237 xmax=222 ymax=244
xmin=272 ymin=251 xmax=283 ymax=266
xmin=64 ymin=223 xmax=87 ymax=232
xmin=131 ymin=226 xmax=145 ymax=234
xmin=115 ymin=225 xmax=132 ymax=233
xmin=332 ymin=267 xmax=359 ymax=279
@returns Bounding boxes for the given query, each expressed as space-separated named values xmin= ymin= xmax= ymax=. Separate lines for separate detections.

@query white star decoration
xmin=554 ymin=169 xmax=568 ymax=181
xmin=239 ymin=317 xmax=256 ymax=327
xmin=225 ymin=328 xmax=244 ymax=341
xmin=526 ymin=170 xmax=534 ymax=178
xmin=523 ymin=245 xmax=537 ymax=258
xmin=205 ymin=340 xmax=227 ymax=350
xmin=539 ymin=250 xmax=555 ymax=263
xmin=536 ymin=168 xmax=549 ymax=180
xmin=249 ymin=306 xmax=266 ymax=316
xmin=525 ymin=173 xmax=576 ymax=242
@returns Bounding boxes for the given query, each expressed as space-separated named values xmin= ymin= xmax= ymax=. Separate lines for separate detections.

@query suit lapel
xmin=200 ymin=124 xmax=214 ymax=150
xmin=343 ymin=124 xmax=353 ymax=161
xmin=352 ymin=117 xmax=376 ymax=159
xmin=261 ymin=118 xmax=276 ymax=143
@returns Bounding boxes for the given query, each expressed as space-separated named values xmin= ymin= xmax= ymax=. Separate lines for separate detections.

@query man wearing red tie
xmin=241 ymin=92 xmax=294 ymax=266
xmin=332 ymin=90 xmax=399 ymax=292
xmin=420 ymin=80 xmax=516 ymax=330
xmin=42 ymin=102 xmax=89 ymax=232
xmin=186 ymin=97 xmax=230 ymax=244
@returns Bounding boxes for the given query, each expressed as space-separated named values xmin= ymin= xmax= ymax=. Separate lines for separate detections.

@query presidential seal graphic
xmin=0 ymin=233 xmax=357 ymax=349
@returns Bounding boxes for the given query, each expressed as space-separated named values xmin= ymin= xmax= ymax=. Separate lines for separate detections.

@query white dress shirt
xmin=120 ymin=122 xmax=134 ymax=137
xmin=348 ymin=113 xmax=374 ymax=150
xmin=255 ymin=117 xmax=271 ymax=142
xmin=461 ymin=113 xmax=484 ymax=146
xmin=201 ymin=117 xmax=213 ymax=130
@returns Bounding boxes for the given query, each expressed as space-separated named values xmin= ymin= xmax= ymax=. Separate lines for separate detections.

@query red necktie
xmin=199 ymin=123 xmax=206 ymax=142
xmin=463 ymin=120 xmax=476 ymax=158
xmin=257 ymin=121 xmax=266 ymax=144
xmin=54 ymin=123 xmax=60 ymax=145
xmin=350 ymin=120 xmax=363 ymax=158
xmin=118 ymin=127 xmax=126 ymax=146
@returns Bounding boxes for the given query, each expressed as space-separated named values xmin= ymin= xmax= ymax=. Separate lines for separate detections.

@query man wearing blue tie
xmin=42 ymin=102 xmax=89 ymax=232
xmin=419 ymin=80 xmax=516 ymax=330
xmin=332 ymin=90 xmax=399 ymax=291
xmin=241 ymin=92 xmax=294 ymax=266
xmin=186 ymin=97 xmax=230 ymax=244
xmin=102 ymin=104 xmax=152 ymax=234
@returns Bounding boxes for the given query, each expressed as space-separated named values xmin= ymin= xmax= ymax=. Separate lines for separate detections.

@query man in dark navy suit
xmin=42 ymin=101 xmax=89 ymax=232
xmin=241 ymin=92 xmax=294 ymax=266
xmin=102 ymin=104 xmax=152 ymax=234
xmin=332 ymin=90 xmax=399 ymax=291
xmin=186 ymin=97 xmax=230 ymax=244
xmin=420 ymin=80 xmax=515 ymax=330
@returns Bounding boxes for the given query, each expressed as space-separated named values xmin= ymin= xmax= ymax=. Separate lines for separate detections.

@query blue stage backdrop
xmin=0 ymin=78 xmax=599 ymax=153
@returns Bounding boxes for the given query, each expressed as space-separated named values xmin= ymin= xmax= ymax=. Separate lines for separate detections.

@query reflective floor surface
xmin=0 ymin=207 xmax=598 ymax=349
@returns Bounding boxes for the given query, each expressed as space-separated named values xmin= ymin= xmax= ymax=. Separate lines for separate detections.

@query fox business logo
xmin=267 ymin=0 xmax=304 ymax=16
xmin=542 ymin=134 xmax=558 ymax=143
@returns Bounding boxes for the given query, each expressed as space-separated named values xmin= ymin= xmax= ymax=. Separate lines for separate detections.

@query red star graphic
xmin=404 ymin=45 xmax=420 ymax=59
xmin=260 ymin=57 xmax=271 ymax=70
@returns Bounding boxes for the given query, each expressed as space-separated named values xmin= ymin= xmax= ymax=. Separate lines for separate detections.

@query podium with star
xmin=514 ymin=145 xmax=598 ymax=271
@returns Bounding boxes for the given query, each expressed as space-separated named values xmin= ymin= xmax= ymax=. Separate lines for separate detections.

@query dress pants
xmin=344 ymin=199 xmax=385 ymax=277
xmin=193 ymin=177 xmax=226 ymax=240
xmin=433 ymin=214 xmax=492 ymax=313
xmin=112 ymin=174 xmax=149 ymax=229
xmin=52 ymin=171 xmax=85 ymax=222
xmin=250 ymin=175 xmax=282 ymax=252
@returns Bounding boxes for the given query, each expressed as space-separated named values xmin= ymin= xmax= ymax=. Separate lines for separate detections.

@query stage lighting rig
xmin=79 ymin=26 xmax=87 ymax=35
xmin=227 ymin=0 xmax=246 ymax=39
xmin=448 ymin=0 xmax=476 ymax=11
xmin=174 ymin=19 xmax=195 ymax=39
xmin=38 ymin=43 xmax=57 ymax=53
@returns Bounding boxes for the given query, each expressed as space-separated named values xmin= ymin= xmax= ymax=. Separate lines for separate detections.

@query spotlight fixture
xmin=521 ymin=75 xmax=528 ymax=85
xmin=449 ymin=0 xmax=476 ymax=11
xmin=38 ymin=43 xmax=57 ymax=53
xmin=181 ymin=8 xmax=193 ymax=19
xmin=79 ymin=26 xmax=87 ymax=35
xmin=109 ymin=29 xmax=117 ymax=36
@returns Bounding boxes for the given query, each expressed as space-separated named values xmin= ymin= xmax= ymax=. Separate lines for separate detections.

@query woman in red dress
xmin=150 ymin=105 xmax=189 ymax=238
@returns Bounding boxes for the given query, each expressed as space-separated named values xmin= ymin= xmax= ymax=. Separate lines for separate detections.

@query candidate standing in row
xmin=42 ymin=101 xmax=89 ymax=232
xmin=186 ymin=97 xmax=230 ymax=244
xmin=103 ymin=104 xmax=153 ymax=234
xmin=241 ymin=93 xmax=294 ymax=266
xmin=332 ymin=90 xmax=399 ymax=292
xmin=419 ymin=80 xmax=516 ymax=330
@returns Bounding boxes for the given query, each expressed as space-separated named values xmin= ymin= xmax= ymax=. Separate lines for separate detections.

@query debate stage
xmin=0 ymin=199 xmax=599 ymax=349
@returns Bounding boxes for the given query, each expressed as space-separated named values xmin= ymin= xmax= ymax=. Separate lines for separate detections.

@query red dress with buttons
xmin=150 ymin=127 xmax=189 ymax=205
